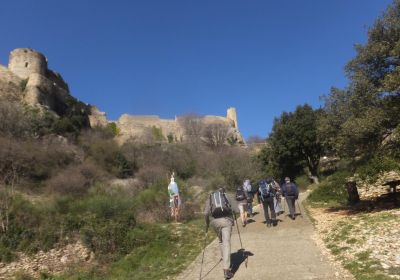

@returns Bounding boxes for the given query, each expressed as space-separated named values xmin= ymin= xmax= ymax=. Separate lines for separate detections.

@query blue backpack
xmin=259 ymin=180 xmax=276 ymax=200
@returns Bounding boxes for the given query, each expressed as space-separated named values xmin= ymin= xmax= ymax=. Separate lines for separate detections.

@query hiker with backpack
xmin=281 ymin=176 xmax=299 ymax=220
xmin=243 ymin=179 xmax=254 ymax=217
xmin=168 ymin=174 xmax=181 ymax=223
xmin=204 ymin=187 xmax=235 ymax=279
xmin=257 ymin=177 xmax=279 ymax=227
xmin=235 ymin=183 xmax=249 ymax=227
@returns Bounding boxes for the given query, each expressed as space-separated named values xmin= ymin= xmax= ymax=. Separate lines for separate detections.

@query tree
xmin=178 ymin=113 xmax=205 ymax=143
xmin=269 ymin=104 xmax=323 ymax=183
xmin=202 ymin=123 xmax=231 ymax=149
xmin=320 ymin=1 xmax=400 ymax=159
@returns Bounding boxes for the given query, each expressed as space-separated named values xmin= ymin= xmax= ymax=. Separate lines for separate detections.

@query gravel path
xmin=176 ymin=193 xmax=352 ymax=280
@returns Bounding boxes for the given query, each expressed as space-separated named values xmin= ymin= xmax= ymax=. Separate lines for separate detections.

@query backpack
xmin=210 ymin=191 xmax=232 ymax=218
xmin=286 ymin=182 xmax=296 ymax=196
xmin=259 ymin=180 xmax=276 ymax=200
xmin=243 ymin=181 xmax=252 ymax=193
xmin=235 ymin=186 xmax=246 ymax=201
xmin=168 ymin=182 xmax=179 ymax=196
xmin=250 ymin=182 xmax=259 ymax=194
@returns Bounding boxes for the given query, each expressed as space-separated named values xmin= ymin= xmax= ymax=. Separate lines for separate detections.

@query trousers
xmin=285 ymin=196 xmax=296 ymax=217
xmin=261 ymin=196 xmax=276 ymax=223
xmin=210 ymin=217 xmax=233 ymax=270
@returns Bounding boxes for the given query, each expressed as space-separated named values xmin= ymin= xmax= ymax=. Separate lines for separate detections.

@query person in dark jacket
xmin=281 ymin=176 xmax=299 ymax=220
xmin=257 ymin=177 xmax=279 ymax=227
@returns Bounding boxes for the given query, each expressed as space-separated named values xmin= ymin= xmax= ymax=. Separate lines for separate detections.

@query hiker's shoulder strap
xmin=222 ymin=192 xmax=232 ymax=208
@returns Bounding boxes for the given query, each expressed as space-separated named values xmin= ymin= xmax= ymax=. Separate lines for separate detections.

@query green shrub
xmin=307 ymin=170 xmax=350 ymax=206
xmin=107 ymin=122 xmax=120 ymax=136
xmin=85 ymin=139 xmax=133 ymax=178
xmin=356 ymin=155 xmax=400 ymax=183
xmin=134 ymin=178 xmax=170 ymax=222
xmin=151 ymin=126 xmax=165 ymax=142
xmin=294 ymin=174 xmax=311 ymax=191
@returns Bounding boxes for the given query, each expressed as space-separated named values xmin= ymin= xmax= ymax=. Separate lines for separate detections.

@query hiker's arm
xmin=281 ymin=184 xmax=286 ymax=197
xmin=274 ymin=180 xmax=280 ymax=190
xmin=294 ymin=183 xmax=299 ymax=198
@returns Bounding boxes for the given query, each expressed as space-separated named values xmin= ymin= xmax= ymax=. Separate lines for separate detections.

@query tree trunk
xmin=345 ymin=181 xmax=360 ymax=205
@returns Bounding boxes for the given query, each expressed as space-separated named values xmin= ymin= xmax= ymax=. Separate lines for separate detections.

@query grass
xmin=307 ymin=168 xmax=400 ymax=280
xmin=313 ymin=208 xmax=399 ymax=280
xmin=49 ymin=219 xmax=214 ymax=280
xmin=307 ymin=170 xmax=350 ymax=207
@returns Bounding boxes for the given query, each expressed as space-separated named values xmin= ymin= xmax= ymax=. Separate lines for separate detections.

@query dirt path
xmin=176 ymin=193 xmax=353 ymax=280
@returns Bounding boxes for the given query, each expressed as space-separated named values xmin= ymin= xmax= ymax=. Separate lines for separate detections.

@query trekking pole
xmin=199 ymin=229 xmax=209 ymax=280
xmin=282 ymin=197 xmax=287 ymax=218
xmin=296 ymin=199 xmax=303 ymax=218
xmin=232 ymin=211 xmax=248 ymax=268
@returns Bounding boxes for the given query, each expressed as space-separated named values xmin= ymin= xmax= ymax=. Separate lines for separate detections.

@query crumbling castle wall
xmin=115 ymin=108 xmax=245 ymax=145
xmin=1 ymin=48 xmax=245 ymax=144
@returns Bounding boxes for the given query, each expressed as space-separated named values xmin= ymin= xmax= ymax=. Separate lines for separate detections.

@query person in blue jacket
xmin=281 ymin=177 xmax=299 ymax=220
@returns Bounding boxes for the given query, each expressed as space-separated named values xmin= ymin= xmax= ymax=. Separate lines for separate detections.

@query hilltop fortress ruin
xmin=0 ymin=48 xmax=244 ymax=144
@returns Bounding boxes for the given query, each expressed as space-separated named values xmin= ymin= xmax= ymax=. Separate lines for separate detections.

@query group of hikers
xmin=167 ymin=173 xmax=300 ymax=279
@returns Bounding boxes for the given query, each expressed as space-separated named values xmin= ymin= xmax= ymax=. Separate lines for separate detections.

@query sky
xmin=0 ymin=0 xmax=394 ymax=139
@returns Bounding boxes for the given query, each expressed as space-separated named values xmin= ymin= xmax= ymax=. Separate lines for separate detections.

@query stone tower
xmin=8 ymin=48 xmax=47 ymax=79
xmin=226 ymin=107 xmax=239 ymax=129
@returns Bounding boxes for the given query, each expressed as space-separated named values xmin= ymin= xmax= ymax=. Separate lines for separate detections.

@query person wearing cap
xmin=281 ymin=176 xmax=299 ymax=220
xmin=168 ymin=174 xmax=181 ymax=223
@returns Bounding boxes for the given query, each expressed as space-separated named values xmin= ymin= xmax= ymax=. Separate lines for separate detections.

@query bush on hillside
xmin=307 ymin=170 xmax=350 ymax=206
xmin=46 ymin=161 xmax=105 ymax=196
xmin=0 ymin=136 xmax=76 ymax=185
xmin=134 ymin=178 xmax=170 ymax=223
xmin=356 ymin=155 xmax=400 ymax=183
xmin=135 ymin=164 xmax=168 ymax=187
xmin=83 ymin=138 xmax=133 ymax=178
xmin=218 ymin=147 xmax=262 ymax=190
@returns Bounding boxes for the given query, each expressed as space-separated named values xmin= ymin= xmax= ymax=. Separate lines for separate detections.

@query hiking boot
xmin=266 ymin=222 xmax=272 ymax=227
xmin=224 ymin=269 xmax=234 ymax=279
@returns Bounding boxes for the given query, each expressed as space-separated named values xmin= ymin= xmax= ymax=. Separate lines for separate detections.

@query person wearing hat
xmin=281 ymin=176 xmax=299 ymax=220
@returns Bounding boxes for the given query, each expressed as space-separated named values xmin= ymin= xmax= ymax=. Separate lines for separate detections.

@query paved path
xmin=176 ymin=193 xmax=351 ymax=280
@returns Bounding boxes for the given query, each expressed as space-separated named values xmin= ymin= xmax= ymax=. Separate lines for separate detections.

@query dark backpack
xmin=259 ymin=180 xmax=276 ymax=199
xmin=235 ymin=186 xmax=246 ymax=201
xmin=250 ymin=183 xmax=259 ymax=194
xmin=210 ymin=191 xmax=232 ymax=218
xmin=286 ymin=182 xmax=296 ymax=196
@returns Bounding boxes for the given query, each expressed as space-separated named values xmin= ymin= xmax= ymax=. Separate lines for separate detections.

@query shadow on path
xmin=231 ymin=249 xmax=254 ymax=274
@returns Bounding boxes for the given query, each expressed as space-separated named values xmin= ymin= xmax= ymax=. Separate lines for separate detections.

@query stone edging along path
xmin=176 ymin=192 xmax=353 ymax=280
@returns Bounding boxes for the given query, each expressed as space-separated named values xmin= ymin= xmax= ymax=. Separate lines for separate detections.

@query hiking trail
xmin=176 ymin=192 xmax=353 ymax=280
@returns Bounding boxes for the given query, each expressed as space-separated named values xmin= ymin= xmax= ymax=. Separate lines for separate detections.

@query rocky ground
xmin=0 ymin=241 xmax=94 ymax=279
xmin=308 ymin=204 xmax=400 ymax=279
